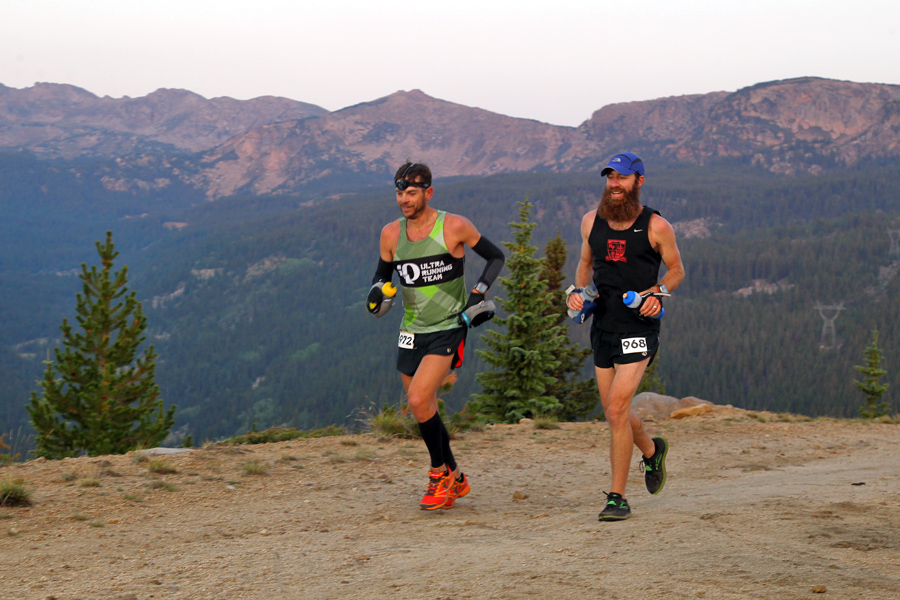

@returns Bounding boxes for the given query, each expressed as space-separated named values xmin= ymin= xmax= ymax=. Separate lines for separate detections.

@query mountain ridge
xmin=0 ymin=82 xmax=328 ymax=158
xmin=2 ymin=77 xmax=900 ymax=199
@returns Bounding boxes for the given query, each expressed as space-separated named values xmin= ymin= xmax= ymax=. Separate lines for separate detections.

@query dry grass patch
xmin=241 ymin=461 xmax=269 ymax=475
xmin=147 ymin=460 xmax=177 ymax=474
xmin=0 ymin=478 xmax=32 ymax=507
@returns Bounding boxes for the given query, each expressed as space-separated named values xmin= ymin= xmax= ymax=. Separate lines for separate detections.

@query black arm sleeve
xmin=371 ymin=257 xmax=393 ymax=285
xmin=472 ymin=236 xmax=505 ymax=290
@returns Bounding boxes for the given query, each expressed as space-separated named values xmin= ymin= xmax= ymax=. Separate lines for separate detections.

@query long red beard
xmin=598 ymin=184 xmax=642 ymax=223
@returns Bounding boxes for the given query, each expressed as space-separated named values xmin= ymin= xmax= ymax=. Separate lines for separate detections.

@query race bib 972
xmin=398 ymin=331 xmax=415 ymax=349
xmin=621 ymin=336 xmax=648 ymax=355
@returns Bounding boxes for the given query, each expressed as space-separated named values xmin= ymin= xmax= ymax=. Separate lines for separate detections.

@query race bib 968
xmin=621 ymin=336 xmax=648 ymax=355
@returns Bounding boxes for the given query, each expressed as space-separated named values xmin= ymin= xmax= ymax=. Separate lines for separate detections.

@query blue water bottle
xmin=623 ymin=290 xmax=665 ymax=319
xmin=567 ymin=285 xmax=599 ymax=324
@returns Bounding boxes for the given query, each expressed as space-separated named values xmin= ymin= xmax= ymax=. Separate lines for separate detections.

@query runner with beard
xmin=368 ymin=162 xmax=504 ymax=510
xmin=567 ymin=152 xmax=685 ymax=521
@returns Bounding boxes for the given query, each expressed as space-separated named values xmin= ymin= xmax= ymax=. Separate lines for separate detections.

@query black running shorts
xmin=590 ymin=328 xmax=659 ymax=369
xmin=396 ymin=327 xmax=467 ymax=377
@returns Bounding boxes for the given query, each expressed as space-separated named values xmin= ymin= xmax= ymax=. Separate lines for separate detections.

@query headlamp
xmin=394 ymin=179 xmax=431 ymax=191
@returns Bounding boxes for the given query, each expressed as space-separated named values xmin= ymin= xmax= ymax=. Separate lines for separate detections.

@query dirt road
xmin=2 ymin=407 xmax=898 ymax=599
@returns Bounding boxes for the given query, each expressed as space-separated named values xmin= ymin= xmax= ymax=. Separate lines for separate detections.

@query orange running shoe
xmin=420 ymin=470 xmax=451 ymax=510
xmin=442 ymin=473 xmax=470 ymax=509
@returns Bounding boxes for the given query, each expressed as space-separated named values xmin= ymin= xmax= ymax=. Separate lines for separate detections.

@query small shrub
xmin=0 ymin=478 xmax=32 ymax=507
xmin=61 ymin=472 xmax=77 ymax=482
xmin=355 ymin=447 xmax=376 ymax=461
xmin=323 ymin=451 xmax=348 ymax=463
xmin=79 ymin=478 xmax=102 ymax=487
xmin=89 ymin=521 xmax=105 ymax=528
xmin=241 ymin=460 xmax=269 ymax=475
xmin=147 ymin=460 xmax=177 ymax=474
xmin=533 ymin=415 xmax=561 ymax=430
xmin=122 ymin=493 xmax=142 ymax=502
xmin=449 ymin=401 xmax=491 ymax=434
xmin=71 ymin=513 xmax=89 ymax=521
xmin=369 ymin=404 xmax=419 ymax=439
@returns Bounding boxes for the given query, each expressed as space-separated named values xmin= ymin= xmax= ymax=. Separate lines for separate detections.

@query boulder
xmin=670 ymin=404 xmax=713 ymax=419
xmin=632 ymin=393 xmax=714 ymax=420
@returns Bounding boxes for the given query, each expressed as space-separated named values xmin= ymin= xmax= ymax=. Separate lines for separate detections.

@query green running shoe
xmin=641 ymin=436 xmax=668 ymax=495
xmin=598 ymin=492 xmax=631 ymax=521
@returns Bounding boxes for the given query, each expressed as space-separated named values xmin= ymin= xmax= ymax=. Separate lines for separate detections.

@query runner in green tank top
xmin=367 ymin=162 xmax=504 ymax=510
xmin=394 ymin=210 xmax=467 ymax=333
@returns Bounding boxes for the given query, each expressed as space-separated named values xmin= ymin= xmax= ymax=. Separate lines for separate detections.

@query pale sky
xmin=2 ymin=0 xmax=899 ymax=127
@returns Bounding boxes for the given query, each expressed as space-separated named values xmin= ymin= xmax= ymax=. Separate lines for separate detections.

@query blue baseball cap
xmin=600 ymin=152 xmax=645 ymax=177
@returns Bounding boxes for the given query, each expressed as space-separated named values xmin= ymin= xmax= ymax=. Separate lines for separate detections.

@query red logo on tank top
xmin=606 ymin=240 xmax=627 ymax=262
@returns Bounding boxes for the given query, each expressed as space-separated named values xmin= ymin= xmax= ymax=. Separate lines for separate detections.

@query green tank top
xmin=393 ymin=211 xmax=467 ymax=333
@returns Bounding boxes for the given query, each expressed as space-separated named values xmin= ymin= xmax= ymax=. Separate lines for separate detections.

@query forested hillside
xmin=2 ymin=160 xmax=899 ymax=448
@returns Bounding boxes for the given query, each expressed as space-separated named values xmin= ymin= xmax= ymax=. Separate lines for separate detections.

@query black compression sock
xmin=417 ymin=413 xmax=445 ymax=470
xmin=441 ymin=420 xmax=457 ymax=473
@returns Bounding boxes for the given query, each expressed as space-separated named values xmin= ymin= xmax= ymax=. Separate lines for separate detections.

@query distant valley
xmin=1 ymin=77 xmax=899 ymax=449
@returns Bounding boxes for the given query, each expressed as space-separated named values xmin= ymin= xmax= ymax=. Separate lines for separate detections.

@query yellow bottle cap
xmin=382 ymin=282 xmax=397 ymax=297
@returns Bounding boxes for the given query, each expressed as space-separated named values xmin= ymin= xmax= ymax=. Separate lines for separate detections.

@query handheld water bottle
xmin=567 ymin=285 xmax=599 ymax=324
xmin=622 ymin=290 xmax=666 ymax=319
xmin=368 ymin=281 xmax=397 ymax=318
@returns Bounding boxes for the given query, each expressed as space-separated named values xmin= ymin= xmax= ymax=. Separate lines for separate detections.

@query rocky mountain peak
xmin=0 ymin=82 xmax=329 ymax=158
xmin=2 ymin=77 xmax=899 ymax=197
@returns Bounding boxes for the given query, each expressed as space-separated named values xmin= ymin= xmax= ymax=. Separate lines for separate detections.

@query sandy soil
xmin=2 ymin=406 xmax=899 ymax=600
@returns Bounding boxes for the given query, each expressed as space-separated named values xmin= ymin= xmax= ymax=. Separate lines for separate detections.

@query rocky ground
xmin=2 ymin=406 xmax=899 ymax=600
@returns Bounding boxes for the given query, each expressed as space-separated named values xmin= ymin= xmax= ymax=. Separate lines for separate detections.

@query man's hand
xmin=566 ymin=286 xmax=585 ymax=312
xmin=635 ymin=288 xmax=665 ymax=317
xmin=459 ymin=292 xmax=495 ymax=328
xmin=367 ymin=282 xmax=396 ymax=317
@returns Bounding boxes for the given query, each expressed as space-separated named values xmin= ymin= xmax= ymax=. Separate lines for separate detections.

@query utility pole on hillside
xmin=814 ymin=302 xmax=845 ymax=350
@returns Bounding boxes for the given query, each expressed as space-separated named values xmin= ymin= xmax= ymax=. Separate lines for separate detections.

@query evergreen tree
xmin=475 ymin=200 xmax=563 ymax=422
xmin=539 ymin=232 xmax=599 ymax=420
xmin=27 ymin=232 xmax=175 ymax=458
xmin=853 ymin=329 xmax=890 ymax=419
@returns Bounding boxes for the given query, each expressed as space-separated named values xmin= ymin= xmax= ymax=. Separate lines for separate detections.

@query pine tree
xmin=27 ymin=232 xmax=175 ymax=458
xmin=539 ymin=232 xmax=599 ymax=420
xmin=853 ymin=329 xmax=890 ymax=419
xmin=474 ymin=200 xmax=563 ymax=422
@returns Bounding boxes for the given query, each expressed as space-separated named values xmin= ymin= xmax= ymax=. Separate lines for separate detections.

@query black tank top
xmin=588 ymin=206 xmax=662 ymax=333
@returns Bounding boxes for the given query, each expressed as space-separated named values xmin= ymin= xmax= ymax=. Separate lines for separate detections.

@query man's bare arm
xmin=379 ymin=221 xmax=400 ymax=262
xmin=648 ymin=214 xmax=684 ymax=293
xmin=568 ymin=211 xmax=595 ymax=311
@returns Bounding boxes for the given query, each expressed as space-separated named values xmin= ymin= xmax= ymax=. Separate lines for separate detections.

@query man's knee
xmin=407 ymin=390 xmax=435 ymax=416
xmin=604 ymin=401 xmax=632 ymax=427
